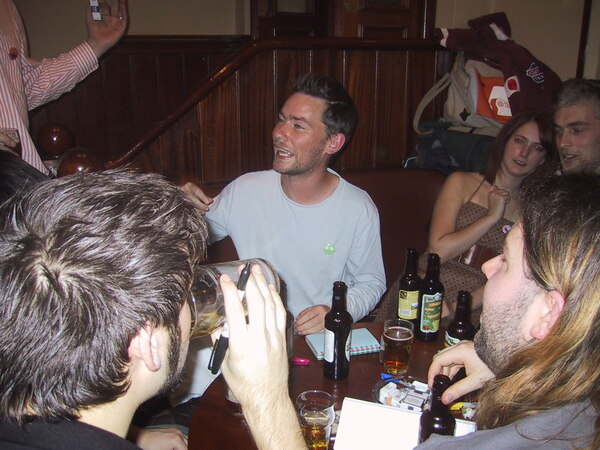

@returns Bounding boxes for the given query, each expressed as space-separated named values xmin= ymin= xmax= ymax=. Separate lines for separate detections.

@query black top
xmin=0 ymin=417 xmax=139 ymax=449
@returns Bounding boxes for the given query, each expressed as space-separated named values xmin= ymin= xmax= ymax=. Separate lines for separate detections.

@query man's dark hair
xmin=554 ymin=78 xmax=600 ymax=119
xmin=0 ymin=151 xmax=49 ymax=204
xmin=292 ymin=73 xmax=358 ymax=145
xmin=0 ymin=170 xmax=207 ymax=422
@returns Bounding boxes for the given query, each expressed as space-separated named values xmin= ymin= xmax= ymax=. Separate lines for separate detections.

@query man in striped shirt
xmin=0 ymin=0 xmax=127 ymax=174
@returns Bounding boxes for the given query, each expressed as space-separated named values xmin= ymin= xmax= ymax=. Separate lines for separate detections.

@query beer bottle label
xmin=444 ymin=331 xmax=461 ymax=348
xmin=345 ymin=332 xmax=352 ymax=361
xmin=324 ymin=328 xmax=334 ymax=362
xmin=419 ymin=292 xmax=442 ymax=333
xmin=398 ymin=289 xmax=419 ymax=319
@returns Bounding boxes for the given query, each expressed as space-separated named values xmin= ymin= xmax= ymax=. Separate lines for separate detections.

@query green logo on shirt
xmin=323 ymin=243 xmax=335 ymax=255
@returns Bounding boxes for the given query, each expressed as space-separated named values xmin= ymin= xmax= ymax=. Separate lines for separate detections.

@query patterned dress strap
xmin=467 ymin=176 xmax=486 ymax=203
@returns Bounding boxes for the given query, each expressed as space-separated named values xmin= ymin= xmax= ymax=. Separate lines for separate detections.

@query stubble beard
xmin=272 ymin=139 xmax=328 ymax=177
xmin=157 ymin=327 xmax=188 ymax=396
xmin=474 ymin=293 xmax=532 ymax=374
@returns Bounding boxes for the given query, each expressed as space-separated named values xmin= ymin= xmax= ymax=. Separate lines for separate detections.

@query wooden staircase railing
xmin=32 ymin=36 xmax=451 ymax=185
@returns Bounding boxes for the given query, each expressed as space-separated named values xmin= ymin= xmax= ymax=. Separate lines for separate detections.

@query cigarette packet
xmin=89 ymin=0 xmax=101 ymax=21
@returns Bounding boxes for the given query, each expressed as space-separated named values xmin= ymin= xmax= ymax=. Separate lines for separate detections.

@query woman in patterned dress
xmin=427 ymin=111 xmax=559 ymax=321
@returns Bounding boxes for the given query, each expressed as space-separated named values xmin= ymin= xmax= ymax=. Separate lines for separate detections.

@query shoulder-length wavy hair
xmin=482 ymin=111 xmax=559 ymax=184
xmin=476 ymin=174 xmax=600 ymax=449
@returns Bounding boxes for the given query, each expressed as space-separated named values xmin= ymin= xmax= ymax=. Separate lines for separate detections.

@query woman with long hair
xmin=425 ymin=111 xmax=559 ymax=317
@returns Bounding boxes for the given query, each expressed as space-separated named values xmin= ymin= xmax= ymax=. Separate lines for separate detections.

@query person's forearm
xmin=242 ymin=394 xmax=306 ymax=450
xmin=22 ymin=43 xmax=98 ymax=110
xmin=347 ymin=280 xmax=386 ymax=321
xmin=428 ymin=213 xmax=499 ymax=264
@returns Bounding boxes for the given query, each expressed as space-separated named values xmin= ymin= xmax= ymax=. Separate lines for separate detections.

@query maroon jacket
xmin=435 ymin=12 xmax=562 ymax=117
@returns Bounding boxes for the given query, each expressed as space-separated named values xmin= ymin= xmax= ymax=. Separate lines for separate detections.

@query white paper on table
xmin=334 ymin=397 xmax=477 ymax=449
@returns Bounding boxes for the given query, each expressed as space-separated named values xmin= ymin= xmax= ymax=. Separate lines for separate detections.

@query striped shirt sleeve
xmin=21 ymin=41 xmax=98 ymax=110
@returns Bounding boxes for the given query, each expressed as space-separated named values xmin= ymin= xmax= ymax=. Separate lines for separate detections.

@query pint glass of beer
xmin=380 ymin=318 xmax=414 ymax=376
xmin=296 ymin=390 xmax=336 ymax=450
xmin=188 ymin=258 xmax=280 ymax=339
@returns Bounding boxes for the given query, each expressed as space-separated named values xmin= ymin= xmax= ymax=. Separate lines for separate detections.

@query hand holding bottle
xmin=427 ymin=340 xmax=495 ymax=404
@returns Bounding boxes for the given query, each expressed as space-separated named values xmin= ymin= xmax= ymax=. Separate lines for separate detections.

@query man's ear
xmin=324 ymin=133 xmax=346 ymax=155
xmin=529 ymin=290 xmax=565 ymax=340
xmin=128 ymin=323 xmax=162 ymax=372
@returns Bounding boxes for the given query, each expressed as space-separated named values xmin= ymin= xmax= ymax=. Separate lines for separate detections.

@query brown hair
xmin=0 ymin=170 xmax=208 ymax=422
xmin=482 ymin=111 xmax=559 ymax=184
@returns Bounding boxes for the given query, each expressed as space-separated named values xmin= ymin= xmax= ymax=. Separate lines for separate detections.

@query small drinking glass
xmin=296 ymin=390 xmax=336 ymax=450
xmin=380 ymin=318 xmax=414 ymax=376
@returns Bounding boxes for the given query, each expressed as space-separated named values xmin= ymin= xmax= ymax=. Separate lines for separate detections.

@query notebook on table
xmin=305 ymin=327 xmax=381 ymax=360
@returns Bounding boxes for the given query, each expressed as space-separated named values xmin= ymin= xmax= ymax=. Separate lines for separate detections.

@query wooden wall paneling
xmin=310 ymin=49 xmax=344 ymax=80
xmin=273 ymin=49 xmax=313 ymax=104
xmin=156 ymin=54 xmax=187 ymax=118
xmin=101 ymin=54 xmax=135 ymax=160
xmin=404 ymin=49 xmax=438 ymax=162
xmin=340 ymin=50 xmax=378 ymax=171
xmin=183 ymin=54 xmax=210 ymax=93
xmin=238 ymin=52 xmax=276 ymax=175
xmin=130 ymin=140 xmax=160 ymax=175
xmin=198 ymin=74 xmax=242 ymax=184
xmin=75 ymin=65 xmax=110 ymax=158
xmin=29 ymin=103 xmax=48 ymax=143
xmin=130 ymin=55 xmax=160 ymax=148
xmin=157 ymin=107 xmax=203 ymax=184
xmin=374 ymin=49 xmax=409 ymax=168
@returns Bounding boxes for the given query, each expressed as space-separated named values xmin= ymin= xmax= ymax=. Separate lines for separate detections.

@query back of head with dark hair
xmin=482 ymin=110 xmax=559 ymax=184
xmin=554 ymin=78 xmax=600 ymax=119
xmin=0 ymin=151 xmax=49 ymax=204
xmin=292 ymin=73 xmax=358 ymax=146
xmin=0 ymin=169 xmax=208 ymax=422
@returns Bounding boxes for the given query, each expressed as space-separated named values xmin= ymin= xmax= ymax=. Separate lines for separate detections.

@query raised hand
xmin=86 ymin=0 xmax=128 ymax=58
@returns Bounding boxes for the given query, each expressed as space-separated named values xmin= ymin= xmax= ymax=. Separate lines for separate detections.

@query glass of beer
xmin=187 ymin=258 xmax=280 ymax=339
xmin=0 ymin=127 xmax=21 ymax=157
xmin=380 ymin=318 xmax=414 ymax=376
xmin=296 ymin=390 xmax=336 ymax=450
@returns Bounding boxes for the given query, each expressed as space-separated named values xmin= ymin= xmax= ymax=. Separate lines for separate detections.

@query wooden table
xmin=188 ymin=322 xmax=447 ymax=449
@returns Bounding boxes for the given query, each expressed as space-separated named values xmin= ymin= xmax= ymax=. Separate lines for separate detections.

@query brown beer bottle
xmin=323 ymin=281 xmax=352 ymax=380
xmin=419 ymin=374 xmax=456 ymax=443
xmin=415 ymin=253 xmax=444 ymax=342
xmin=397 ymin=248 xmax=421 ymax=327
xmin=444 ymin=290 xmax=476 ymax=347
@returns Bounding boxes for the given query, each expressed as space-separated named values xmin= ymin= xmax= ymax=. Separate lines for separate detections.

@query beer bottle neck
xmin=331 ymin=281 xmax=348 ymax=312
xmin=430 ymin=389 xmax=447 ymax=413
xmin=453 ymin=291 xmax=472 ymax=323
xmin=425 ymin=259 xmax=440 ymax=280
xmin=454 ymin=299 xmax=471 ymax=322
xmin=430 ymin=375 xmax=451 ymax=413
xmin=405 ymin=248 xmax=419 ymax=274
xmin=332 ymin=295 xmax=346 ymax=311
